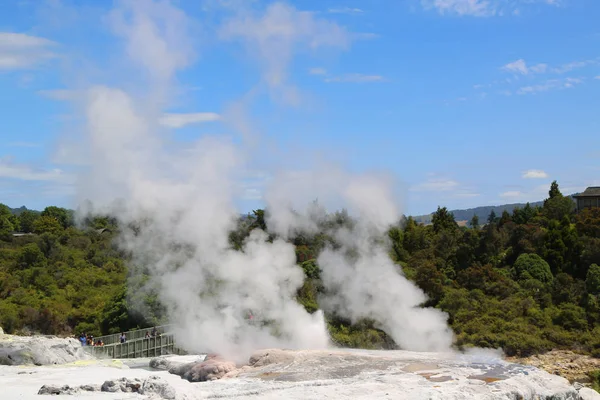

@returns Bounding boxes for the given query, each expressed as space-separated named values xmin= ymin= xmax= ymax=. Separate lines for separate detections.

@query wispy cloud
xmin=309 ymin=67 xmax=327 ymax=75
xmin=498 ymin=183 xmax=557 ymax=202
xmin=324 ymin=73 xmax=385 ymax=83
xmin=517 ymin=77 xmax=583 ymax=94
xmin=0 ymin=158 xmax=72 ymax=183
xmin=522 ymin=169 xmax=548 ymax=179
xmin=0 ymin=32 xmax=57 ymax=70
xmin=421 ymin=0 xmax=495 ymax=17
xmin=500 ymin=190 xmax=523 ymax=199
xmin=159 ymin=112 xmax=221 ymax=128
xmin=421 ymin=0 xmax=561 ymax=17
xmin=502 ymin=59 xmax=547 ymax=75
xmin=411 ymin=178 xmax=459 ymax=192
xmin=552 ymin=59 xmax=597 ymax=73
xmin=219 ymin=2 xmax=351 ymax=104
xmin=502 ymin=58 xmax=598 ymax=76
xmin=328 ymin=7 xmax=364 ymax=14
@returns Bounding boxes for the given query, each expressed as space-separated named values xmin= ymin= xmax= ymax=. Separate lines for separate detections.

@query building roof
xmin=573 ymin=187 xmax=600 ymax=198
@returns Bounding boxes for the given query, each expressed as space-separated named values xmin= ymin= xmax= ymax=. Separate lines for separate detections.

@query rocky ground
xmin=509 ymin=350 xmax=600 ymax=384
xmin=0 ymin=330 xmax=90 ymax=366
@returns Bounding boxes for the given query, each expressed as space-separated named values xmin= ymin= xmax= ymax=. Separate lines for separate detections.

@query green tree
xmin=513 ymin=253 xmax=553 ymax=284
xmin=548 ymin=180 xmax=561 ymax=199
xmin=414 ymin=261 xmax=445 ymax=305
xmin=252 ymin=209 xmax=267 ymax=231
xmin=41 ymin=206 xmax=73 ymax=229
xmin=499 ymin=210 xmax=512 ymax=227
xmin=543 ymin=181 xmax=575 ymax=221
xmin=0 ymin=203 xmax=15 ymax=235
xmin=17 ymin=243 xmax=47 ymax=269
xmin=388 ymin=226 xmax=409 ymax=262
xmin=470 ymin=214 xmax=480 ymax=229
xmin=576 ymin=208 xmax=600 ymax=238
xmin=432 ymin=206 xmax=458 ymax=233
xmin=18 ymin=210 xmax=39 ymax=233
xmin=33 ymin=216 xmax=63 ymax=234
xmin=512 ymin=203 xmax=538 ymax=225
xmin=487 ymin=210 xmax=498 ymax=225
xmin=586 ymin=264 xmax=600 ymax=295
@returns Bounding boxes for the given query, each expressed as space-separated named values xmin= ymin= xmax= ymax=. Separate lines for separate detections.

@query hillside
xmin=8 ymin=206 xmax=39 ymax=216
xmin=413 ymin=195 xmax=576 ymax=225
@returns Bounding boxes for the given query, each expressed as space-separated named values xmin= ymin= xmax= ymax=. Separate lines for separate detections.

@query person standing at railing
xmin=151 ymin=326 xmax=158 ymax=337
xmin=120 ymin=332 xmax=126 ymax=343
xmin=145 ymin=331 xmax=151 ymax=339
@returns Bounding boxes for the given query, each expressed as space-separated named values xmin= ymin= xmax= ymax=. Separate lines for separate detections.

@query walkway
xmin=83 ymin=325 xmax=186 ymax=359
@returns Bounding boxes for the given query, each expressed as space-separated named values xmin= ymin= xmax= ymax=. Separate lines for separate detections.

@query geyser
xmin=67 ymin=0 xmax=453 ymax=361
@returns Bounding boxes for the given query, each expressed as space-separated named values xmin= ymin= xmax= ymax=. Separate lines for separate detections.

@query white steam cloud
xmin=67 ymin=0 xmax=453 ymax=361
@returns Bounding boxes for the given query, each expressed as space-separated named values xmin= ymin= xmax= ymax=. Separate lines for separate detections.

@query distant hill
xmin=412 ymin=194 xmax=577 ymax=225
xmin=8 ymin=206 xmax=40 ymax=216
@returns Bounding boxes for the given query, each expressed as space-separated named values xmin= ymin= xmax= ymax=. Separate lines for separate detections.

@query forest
xmin=1 ymin=180 xmax=600 ymax=358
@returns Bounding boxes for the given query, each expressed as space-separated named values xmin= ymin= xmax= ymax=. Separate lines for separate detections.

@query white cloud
xmin=219 ymin=2 xmax=351 ymax=104
xmin=552 ymin=60 xmax=597 ymax=73
xmin=529 ymin=63 xmax=548 ymax=73
xmin=522 ymin=169 xmax=548 ymax=179
xmin=454 ymin=192 xmax=480 ymax=198
xmin=421 ymin=0 xmax=495 ymax=17
xmin=517 ymin=77 xmax=583 ymax=94
xmin=0 ymin=32 xmax=57 ymax=70
xmin=411 ymin=178 xmax=459 ymax=192
xmin=503 ymin=59 xmax=528 ymax=74
xmin=309 ymin=67 xmax=327 ymax=75
xmin=422 ymin=0 xmax=561 ymax=17
xmin=501 ymin=58 xmax=597 ymax=76
xmin=595 ymin=76 xmax=600 ymax=80
xmin=498 ymin=182 xmax=565 ymax=202
xmin=502 ymin=59 xmax=548 ymax=75
xmin=500 ymin=190 xmax=523 ymax=198
xmin=324 ymin=73 xmax=385 ymax=83
xmin=328 ymin=7 xmax=364 ymax=14
xmin=0 ymin=158 xmax=71 ymax=183
xmin=159 ymin=112 xmax=221 ymax=128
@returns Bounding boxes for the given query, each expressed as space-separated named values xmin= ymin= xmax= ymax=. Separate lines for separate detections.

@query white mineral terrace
xmin=1 ymin=332 xmax=600 ymax=400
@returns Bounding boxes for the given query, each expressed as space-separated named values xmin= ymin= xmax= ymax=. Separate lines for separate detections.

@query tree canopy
xmin=1 ymin=180 xmax=600 ymax=358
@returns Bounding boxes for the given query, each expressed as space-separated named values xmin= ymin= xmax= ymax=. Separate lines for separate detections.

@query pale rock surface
xmin=149 ymin=355 xmax=206 ymax=371
xmin=580 ymin=387 xmax=600 ymax=400
xmin=37 ymin=376 xmax=176 ymax=399
xmin=0 ymin=333 xmax=90 ymax=365
xmin=1 ymin=348 xmax=599 ymax=399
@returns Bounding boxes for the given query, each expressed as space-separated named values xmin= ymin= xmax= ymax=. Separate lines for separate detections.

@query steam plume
xmin=68 ymin=0 xmax=453 ymax=361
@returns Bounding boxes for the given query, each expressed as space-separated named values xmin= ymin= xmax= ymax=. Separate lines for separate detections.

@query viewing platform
xmin=83 ymin=325 xmax=186 ymax=359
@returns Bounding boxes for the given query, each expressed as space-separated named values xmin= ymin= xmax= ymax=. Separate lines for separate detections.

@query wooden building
xmin=573 ymin=187 xmax=600 ymax=211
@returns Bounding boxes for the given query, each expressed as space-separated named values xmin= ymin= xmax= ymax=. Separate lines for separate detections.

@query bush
xmin=513 ymin=253 xmax=553 ymax=284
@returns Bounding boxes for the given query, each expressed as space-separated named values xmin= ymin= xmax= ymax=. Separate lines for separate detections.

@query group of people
xmin=78 ymin=332 xmax=104 ymax=347
xmin=144 ymin=326 xmax=160 ymax=339
xmin=78 ymin=327 xmax=160 ymax=347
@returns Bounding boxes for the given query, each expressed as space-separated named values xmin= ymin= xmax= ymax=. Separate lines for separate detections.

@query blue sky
xmin=1 ymin=0 xmax=599 ymax=216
